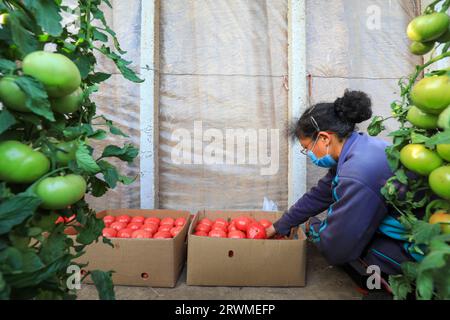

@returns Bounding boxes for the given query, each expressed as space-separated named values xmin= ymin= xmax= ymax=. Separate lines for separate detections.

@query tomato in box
xmin=102 ymin=228 xmax=117 ymax=238
xmin=259 ymin=219 xmax=272 ymax=229
xmin=208 ymin=229 xmax=227 ymax=238
xmin=153 ymin=231 xmax=172 ymax=239
xmin=158 ymin=224 xmax=172 ymax=233
xmin=132 ymin=230 xmax=153 ymax=239
xmin=117 ymin=215 xmax=131 ymax=224
xmin=103 ymin=215 xmax=115 ymax=225
xmin=193 ymin=230 xmax=208 ymax=237
xmin=142 ymin=224 xmax=158 ymax=234
xmin=213 ymin=218 xmax=228 ymax=229
xmin=144 ymin=217 xmax=160 ymax=225
xmin=117 ymin=228 xmax=133 ymax=238
xmin=211 ymin=223 xmax=227 ymax=232
xmin=161 ymin=217 xmax=175 ymax=226
xmin=174 ymin=217 xmax=186 ymax=227
xmin=233 ymin=216 xmax=252 ymax=232
xmin=199 ymin=218 xmax=213 ymax=227
xmin=228 ymin=230 xmax=246 ymax=239
xmin=131 ymin=216 xmax=145 ymax=224
xmin=247 ymin=223 xmax=267 ymax=239
xmin=195 ymin=223 xmax=211 ymax=233
xmin=127 ymin=222 xmax=143 ymax=231
xmin=228 ymin=222 xmax=238 ymax=232
xmin=170 ymin=226 xmax=184 ymax=237
xmin=110 ymin=221 xmax=127 ymax=231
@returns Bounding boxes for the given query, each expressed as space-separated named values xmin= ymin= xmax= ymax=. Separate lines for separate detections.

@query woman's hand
xmin=266 ymin=225 xmax=276 ymax=238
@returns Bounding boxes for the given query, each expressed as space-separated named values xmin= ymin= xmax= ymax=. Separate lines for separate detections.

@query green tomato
xmin=437 ymin=144 xmax=450 ymax=162
xmin=429 ymin=166 xmax=450 ymax=200
xmin=409 ymin=41 xmax=435 ymax=55
xmin=406 ymin=106 xmax=439 ymax=129
xmin=50 ymin=87 xmax=83 ymax=114
xmin=22 ymin=51 xmax=81 ymax=98
xmin=0 ymin=76 xmax=30 ymax=112
xmin=437 ymin=23 xmax=450 ymax=43
xmin=438 ymin=105 xmax=450 ymax=130
xmin=35 ymin=174 xmax=87 ymax=210
xmin=400 ymin=144 xmax=443 ymax=176
xmin=411 ymin=75 xmax=450 ymax=115
xmin=407 ymin=12 xmax=450 ymax=42
xmin=0 ymin=141 xmax=50 ymax=183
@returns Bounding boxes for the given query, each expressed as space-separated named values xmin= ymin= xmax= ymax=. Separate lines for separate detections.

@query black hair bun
xmin=334 ymin=90 xmax=372 ymax=124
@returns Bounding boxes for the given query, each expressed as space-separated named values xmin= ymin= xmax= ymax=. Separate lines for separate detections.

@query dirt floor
xmin=77 ymin=242 xmax=362 ymax=300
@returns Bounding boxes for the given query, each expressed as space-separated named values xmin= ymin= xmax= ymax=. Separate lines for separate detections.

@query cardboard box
xmin=76 ymin=209 xmax=191 ymax=288
xmin=186 ymin=210 xmax=307 ymax=287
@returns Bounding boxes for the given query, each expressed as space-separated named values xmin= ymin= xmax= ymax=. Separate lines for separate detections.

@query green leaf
xmin=8 ymin=11 xmax=40 ymax=56
xmin=76 ymin=142 xmax=101 ymax=174
xmin=367 ymin=116 xmax=385 ymax=136
xmin=389 ymin=274 xmax=412 ymax=300
xmin=90 ymin=270 xmax=115 ymax=300
xmin=23 ymin=0 xmax=63 ymax=36
xmin=89 ymin=129 xmax=107 ymax=140
xmin=419 ymin=240 xmax=450 ymax=272
xmin=0 ymin=193 xmax=42 ymax=235
xmin=416 ymin=271 xmax=434 ymax=300
xmin=401 ymin=261 xmax=418 ymax=280
xmin=0 ymin=109 xmax=17 ymax=135
xmin=63 ymin=124 xmax=94 ymax=140
xmin=21 ymin=250 xmax=45 ymax=273
xmin=93 ymin=29 xmax=108 ymax=42
xmin=39 ymin=232 xmax=68 ymax=265
xmin=0 ymin=272 xmax=10 ymax=300
xmin=76 ymin=215 xmax=104 ymax=245
xmin=385 ymin=146 xmax=401 ymax=172
xmin=411 ymin=132 xmax=430 ymax=144
xmin=118 ymin=175 xmax=136 ymax=185
xmin=0 ymin=59 xmax=16 ymax=73
xmin=98 ymin=160 xmax=119 ymax=188
xmin=14 ymin=76 xmax=54 ymax=121
xmin=89 ymin=177 xmax=109 ymax=197
xmin=101 ymin=144 xmax=139 ymax=162
xmin=425 ymin=131 xmax=450 ymax=148
xmin=88 ymin=72 xmax=111 ymax=84
xmin=411 ymin=220 xmax=441 ymax=245
xmin=0 ymin=247 xmax=23 ymax=273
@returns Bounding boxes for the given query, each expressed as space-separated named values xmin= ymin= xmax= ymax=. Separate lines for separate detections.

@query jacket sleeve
xmin=273 ymin=169 xmax=335 ymax=235
xmin=308 ymin=176 xmax=388 ymax=266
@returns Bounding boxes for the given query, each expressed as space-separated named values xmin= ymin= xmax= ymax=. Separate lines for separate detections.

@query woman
xmin=266 ymin=90 xmax=421 ymax=290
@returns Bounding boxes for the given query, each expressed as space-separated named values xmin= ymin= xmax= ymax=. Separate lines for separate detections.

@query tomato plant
xmin=0 ymin=0 xmax=142 ymax=300
xmin=368 ymin=0 xmax=450 ymax=300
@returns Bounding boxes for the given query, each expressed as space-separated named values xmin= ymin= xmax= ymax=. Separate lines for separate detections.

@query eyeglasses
xmin=299 ymin=116 xmax=334 ymax=155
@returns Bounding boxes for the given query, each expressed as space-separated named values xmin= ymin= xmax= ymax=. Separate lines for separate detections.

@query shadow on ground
xmin=77 ymin=242 xmax=362 ymax=300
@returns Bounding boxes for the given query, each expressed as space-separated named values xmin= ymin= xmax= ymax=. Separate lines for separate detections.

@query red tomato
xmin=142 ymin=224 xmax=158 ymax=234
xmin=259 ymin=219 xmax=272 ymax=229
xmin=211 ymin=223 xmax=227 ymax=232
xmin=170 ymin=226 xmax=184 ymax=237
xmin=193 ymin=230 xmax=208 ymax=237
xmin=233 ymin=216 xmax=252 ymax=232
xmin=110 ymin=221 xmax=127 ymax=231
xmin=195 ymin=223 xmax=211 ymax=233
xmin=153 ymin=231 xmax=172 ymax=239
xmin=144 ymin=217 xmax=160 ymax=225
xmin=199 ymin=218 xmax=213 ymax=227
xmin=55 ymin=216 xmax=65 ymax=224
xmin=174 ymin=217 xmax=186 ymax=227
xmin=131 ymin=216 xmax=145 ymax=224
xmin=117 ymin=228 xmax=134 ymax=238
xmin=214 ymin=218 xmax=228 ymax=228
xmin=117 ymin=215 xmax=131 ymax=224
xmin=102 ymin=228 xmax=117 ymax=238
xmin=161 ymin=217 xmax=175 ymax=226
xmin=228 ymin=230 xmax=246 ymax=239
xmin=103 ymin=215 xmax=115 ymax=225
xmin=208 ymin=229 xmax=227 ymax=238
xmin=247 ymin=223 xmax=267 ymax=239
xmin=127 ymin=222 xmax=143 ymax=231
xmin=158 ymin=224 xmax=172 ymax=232
xmin=64 ymin=214 xmax=76 ymax=223
xmin=132 ymin=230 xmax=153 ymax=239
xmin=228 ymin=222 xmax=238 ymax=232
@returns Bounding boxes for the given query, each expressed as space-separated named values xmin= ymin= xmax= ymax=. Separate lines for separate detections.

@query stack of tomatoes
xmin=193 ymin=216 xmax=272 ymax=239
xmin=102 ymin=215 xmax=187 ymax=239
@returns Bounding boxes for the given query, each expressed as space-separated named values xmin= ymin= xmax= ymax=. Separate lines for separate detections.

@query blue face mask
xmin=307 ymin=145 xmax=337 ymax=168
